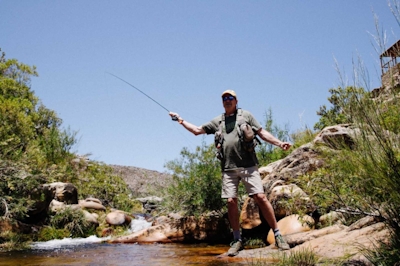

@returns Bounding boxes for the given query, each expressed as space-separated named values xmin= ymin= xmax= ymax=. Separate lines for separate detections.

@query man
xmin=169 ymin=90 xmax=291 ymax=256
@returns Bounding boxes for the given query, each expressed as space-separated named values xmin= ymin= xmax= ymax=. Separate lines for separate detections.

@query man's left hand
xmin=279 ymin=142 xmax=291 ymax=151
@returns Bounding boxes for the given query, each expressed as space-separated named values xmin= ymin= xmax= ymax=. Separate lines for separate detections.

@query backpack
xmin=214 ymin=108 xmax=261 ymax=161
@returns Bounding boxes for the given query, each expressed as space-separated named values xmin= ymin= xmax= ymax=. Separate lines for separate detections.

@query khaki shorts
xmin=221 ymin=166 xmax=264 ymax=198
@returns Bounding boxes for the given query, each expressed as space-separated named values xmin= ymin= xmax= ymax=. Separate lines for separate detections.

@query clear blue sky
xmin=1 ymin=1 xmax=399 ymax=172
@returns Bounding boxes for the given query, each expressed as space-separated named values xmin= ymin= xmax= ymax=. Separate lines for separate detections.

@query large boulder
xmin=45 ymin=182 xmax=78 ymax=204
xmin=25 ymin=182 xmax=79 ymax=223
xmin=24 ymin=184 xmax=54 ymax=223
xmin=262 ymin=143 xmax=324 ymax=184
xmin=266 ymin=214 xmax=314 ymax=245
xmin=313 ymin=124 xmax=359 ymax=150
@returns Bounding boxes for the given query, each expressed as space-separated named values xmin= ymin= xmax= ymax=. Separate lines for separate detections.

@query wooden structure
xmin=380 ymin=40 xmax=400 ymax=88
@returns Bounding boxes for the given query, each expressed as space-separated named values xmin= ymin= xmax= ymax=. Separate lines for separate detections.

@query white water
xmin=31 ymin=215 xmax=152 ymax=250
xmin=128 ymin=215 xmax=153 ymax=233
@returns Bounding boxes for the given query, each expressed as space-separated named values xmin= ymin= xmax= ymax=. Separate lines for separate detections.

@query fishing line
xmin=105 ymin=71 xmax=197 ymax=148
xmin=105 ymin=72 xmax=178 ymax=121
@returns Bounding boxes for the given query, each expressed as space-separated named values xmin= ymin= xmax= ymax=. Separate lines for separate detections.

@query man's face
xmin=222 ymin=94 xmax=237 ymax=112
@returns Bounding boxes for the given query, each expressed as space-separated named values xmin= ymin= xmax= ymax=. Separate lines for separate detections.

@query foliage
xmin=41 ymin=208 xmax=95 ymax=239
xmin=302 ymin=85 xmax=400 ymax=260
xmin=0 ymin=229 xmax=31 ymax=251
xmin=305 ymin=17 xmax=400 ymax=262
xmin=364 ymin=227 xmax=400 ymax=266
xmin=163 ymin=140 xmax=224 ymax=216
xmin=314 ymin=86 xmax=368 ymax=131
xmin=75 ymin=163 xmax=142 ymax=213
xmin=37 ymin=226 xmax=70 ymax=242
xmin=0 ymin=159 xmax=48 ymax=221
xmin=273 ymin=248 xmax=319 ymax=266
xmin=290 ymin=127 xmax=317 ymax=149
xmin=245 ymin=248 xmax=319 ymax=266
xmin=256 ymin=108 xmax=291 ymax=166
xmin=0 ymin=52 xmax=77 ymax=166
xmin=0 ymin=49 xmax=140 ymax=249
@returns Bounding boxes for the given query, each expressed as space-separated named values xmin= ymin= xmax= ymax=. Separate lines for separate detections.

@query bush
xmin=0 ymin=159 xmax=47 ymax=221
xmin=37 ymin=206 xmax=103 ymax=241
xmin=273 ymin=248 xmax=319 ymax=266
xmin=163 ymin=140 xmax=224 ymax=216
xmin=76 ymin=163 xmax=142 ymax=213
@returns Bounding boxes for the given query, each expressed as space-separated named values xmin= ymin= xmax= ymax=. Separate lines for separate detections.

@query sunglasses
xmin=222 ymin=95 xmax=235 ymax=101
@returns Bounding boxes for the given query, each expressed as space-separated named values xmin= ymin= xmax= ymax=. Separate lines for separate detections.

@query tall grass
xmin=307 ymin=1 xmax=400 ymax=262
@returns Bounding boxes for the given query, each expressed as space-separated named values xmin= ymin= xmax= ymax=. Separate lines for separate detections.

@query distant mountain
xmin=110 ymin=165 xmax=172 ymax=197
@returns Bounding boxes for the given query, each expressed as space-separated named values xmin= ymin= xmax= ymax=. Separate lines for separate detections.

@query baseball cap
xmin=221 ymin=90 xmax=237 ymax=98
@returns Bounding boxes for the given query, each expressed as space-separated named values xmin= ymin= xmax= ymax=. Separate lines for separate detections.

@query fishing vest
xmin=214 ymin=108 xmax=261 ymax=162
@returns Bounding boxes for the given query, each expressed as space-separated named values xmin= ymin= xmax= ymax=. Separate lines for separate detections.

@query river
xmin=0 ymin=217 xmax=252 ymax=266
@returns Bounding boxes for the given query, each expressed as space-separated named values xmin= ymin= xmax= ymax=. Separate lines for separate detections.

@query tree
xmin=256 ymin=108 xmax=291 ymax=166
xmin=314 ymin=86 xmax=368 ymax=131
xmin=0 ymin=50 xmax=76 ymax=164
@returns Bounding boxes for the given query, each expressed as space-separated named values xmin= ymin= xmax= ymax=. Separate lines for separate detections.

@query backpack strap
xmin=214 ymin=113 xmax=225 ymax=161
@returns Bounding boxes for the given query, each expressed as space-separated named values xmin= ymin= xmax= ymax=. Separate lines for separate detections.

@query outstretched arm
xmin=169 ymin=112 xmax=206 ymax=136
xmin=257 ymin=128 xmax=291 ymax=151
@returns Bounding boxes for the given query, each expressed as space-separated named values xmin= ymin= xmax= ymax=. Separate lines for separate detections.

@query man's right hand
xmin=169 ymin=112 xmax=181 ymax=122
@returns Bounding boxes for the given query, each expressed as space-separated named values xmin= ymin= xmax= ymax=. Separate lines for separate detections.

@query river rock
xmin=319 ymin=211 xmax=345 ymax=227
xmin=85 ymin=197 xmax=102 ymax=205
xmin=79 ymin=199 xmax=106 ymax=210
xmin=106 ymin=211 xmax=132 ymax=225
xmin=49 ymin=199 xmax=66 ymax=212
xmin=83 ymin=210 xmax=99 ymax=225
xmin=49 ymin=199 xmax=81 ymax=213
xmin=136 ymin=196 xmax=162 ymax=213
xmin=101 ymin=227 xmax=114 ymax=237
xmin=46 ymin=182 xmax=78 ymax=204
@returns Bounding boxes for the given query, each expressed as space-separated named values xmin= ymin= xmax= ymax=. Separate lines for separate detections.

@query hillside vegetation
xmin=0 ymin=49 xmax=142 ymax=249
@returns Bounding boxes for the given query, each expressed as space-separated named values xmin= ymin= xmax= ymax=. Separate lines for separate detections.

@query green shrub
xmin=163 ymin=140 xmax=224 ymax=216
xmin=48 ymin=208 xmax=95 ymax=238
xmin=76 ymin=163 xmax=142 ymax=213
xmin=37 ymin=227 xmax=70 ymax=241
xmin=0 ymin=230 xmax=31 ymax=251
xmin=273 ymin=248 xmax=319 ymax=266
xmin=0 ymin=159 xmax=48 ymax=221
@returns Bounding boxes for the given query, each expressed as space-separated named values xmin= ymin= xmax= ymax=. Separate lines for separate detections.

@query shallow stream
xmin=0 ymin=241 xmax=249 ymax=265
xmin=0 ymin=216 xmax=251 ymax=265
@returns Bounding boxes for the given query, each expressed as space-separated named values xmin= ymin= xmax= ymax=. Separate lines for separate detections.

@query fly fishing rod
xmin=106 ymin=72 xmax=178 ymax=121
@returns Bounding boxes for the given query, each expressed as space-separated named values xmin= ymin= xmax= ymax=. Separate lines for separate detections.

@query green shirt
xmin=202 ymin=109 xmax=262 ymax=170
